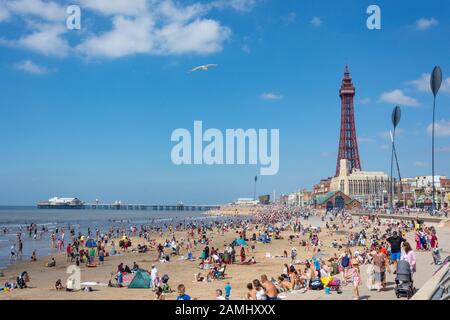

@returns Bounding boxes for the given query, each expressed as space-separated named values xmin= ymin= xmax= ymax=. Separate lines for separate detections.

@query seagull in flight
xmin=190 ymin=64 xmax=218 ymax=72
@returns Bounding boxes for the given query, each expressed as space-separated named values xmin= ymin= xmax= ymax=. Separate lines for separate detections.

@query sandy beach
xmin=1 ymin=209 xmax=448 ymax=300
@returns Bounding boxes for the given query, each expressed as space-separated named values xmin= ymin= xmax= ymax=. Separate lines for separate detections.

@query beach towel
xmin=80 ymin=282 xmax=108 ymax=286
xmin=321 ymin=276 xmax=333 ymax=287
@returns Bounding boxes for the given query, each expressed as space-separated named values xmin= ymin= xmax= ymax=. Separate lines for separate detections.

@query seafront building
xmin=287 ymin=189 xmax=312 ymax=206
xmin=330 ymin=159 xmax=389 ymax=208
xmin=400 ymin=176 xmax=450 ymax=209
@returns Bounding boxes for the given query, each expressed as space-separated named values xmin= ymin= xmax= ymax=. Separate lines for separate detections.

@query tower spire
xmin=335 ymin=65 xmax=361 ymax=176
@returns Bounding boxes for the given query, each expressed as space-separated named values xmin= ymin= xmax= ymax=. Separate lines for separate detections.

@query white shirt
xmin=151 ymin=268 xmax=158 ymax=280
xmin=256 ymin=288 xmax=267 ymax=300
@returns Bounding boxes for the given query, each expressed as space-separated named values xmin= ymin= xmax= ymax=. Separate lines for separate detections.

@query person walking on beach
xmin=50 ymin=232 xmax=56 ymax=248
xmin=151 ymin=265 xmax=159 ymax=287
xmin=339 ymin=249 xmax=351 ymax=285
xmin=387 ymin=231 xmax=405 ymax=272
xmin=401 ymin=242 xmax=416 ymax=277
xmin=10 ymin=244 xmax=16 ymax=260
xmin=372 ymin=245 xmax=388 ymax=292
xmin=240 ymin=247 xmax=246 ymax=263
xmin=351 ymin=257 xmax=361 ymax=300
xmin=99 ymin=248 xmax=105 ymax=265
xmin=291 ymin=247 xmax=297 ymax=264
xmin=429 ymin=229 xmax=442 ymax=265
xmin=224 ymin=282 xmax=232 ymax=300
xmin=18 ymin=240 xmax=23 ymax=260
xmin=66 ymin=244 xmax=72 ymax=262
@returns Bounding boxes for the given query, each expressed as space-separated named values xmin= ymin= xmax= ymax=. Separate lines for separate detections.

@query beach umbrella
xmin=86 ymin=238 xmax=96 ymax=248
xmin=235 ymin=238 xmax=248 ymax=246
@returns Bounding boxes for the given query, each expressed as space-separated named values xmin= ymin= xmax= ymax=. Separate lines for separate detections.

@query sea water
xmin=0 ymin=206 xmax=233 ymax=269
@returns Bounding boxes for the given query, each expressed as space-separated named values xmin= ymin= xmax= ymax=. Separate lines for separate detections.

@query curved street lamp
xmin=430 ymin=66 xmax=442 ymax=213
xmin=390 ymin=106 xmax=401 ymax=211
xmin=253 ymin=175 xmax=258 ymax=201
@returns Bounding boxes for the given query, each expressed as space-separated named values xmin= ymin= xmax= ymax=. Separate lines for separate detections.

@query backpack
xmin=310 ymin=279 xmax=323 ymax=290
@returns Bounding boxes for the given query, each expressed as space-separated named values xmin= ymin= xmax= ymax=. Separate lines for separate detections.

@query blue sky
xmin=0 ymin=0 xmax=449 ymax=205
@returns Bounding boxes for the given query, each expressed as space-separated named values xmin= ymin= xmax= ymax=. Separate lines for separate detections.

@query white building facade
xmin=330 ymin=159 xmax=390 ymax=208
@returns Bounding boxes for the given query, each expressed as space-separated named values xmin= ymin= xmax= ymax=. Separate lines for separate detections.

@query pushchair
xmin=395 ymin=260 xmax=415 ymax=299
xmin=161 ymin=274 xmax=172 ymax=293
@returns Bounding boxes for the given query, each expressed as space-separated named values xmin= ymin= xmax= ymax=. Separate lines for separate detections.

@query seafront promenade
xmin=350 ymin=211 xmax=449 ymax=224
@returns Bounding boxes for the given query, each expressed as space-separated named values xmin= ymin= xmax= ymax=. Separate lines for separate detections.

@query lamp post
xmin=402 ymin=191 xmax=406 ymax=210
xmin=253 ymin=175 xmax=258 ymax=201
xmin=430 ymin=66 xmax=442 ymax=214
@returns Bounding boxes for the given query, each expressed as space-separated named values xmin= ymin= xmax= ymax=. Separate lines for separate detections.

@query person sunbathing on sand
xmin=277 ymin=276 xmax=293 ymax=291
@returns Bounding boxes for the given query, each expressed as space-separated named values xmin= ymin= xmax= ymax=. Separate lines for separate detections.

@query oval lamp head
xmin=392 ymin=105 xmax=401 ymax=128
xmin=430 ymin=66 xmax=442 ymax=96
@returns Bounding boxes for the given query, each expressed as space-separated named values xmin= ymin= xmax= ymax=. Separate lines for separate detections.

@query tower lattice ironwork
xmin=335 ymin=65 xmax=361 ymax=176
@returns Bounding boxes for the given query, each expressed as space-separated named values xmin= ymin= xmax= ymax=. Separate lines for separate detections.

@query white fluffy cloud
xmin=311 ymin=16 xmax=322 ymax=27
xmin=78 ymin=0 xmax=148 ymax=16
xmin=211 ymin=0 xmax=258 ymax=12
xmin=260 ymin=92 xmax=283 ymax=100
xmin=427 ymin=120 xmax=450 ymax=137
xmin=416 ymin=17 xmax=438 ymax=30
xmin=414 ymin=161 xmax=428 ymax=168
xmin=0 ymin=1 xmax=10 ymax=22
xmin=18 ymin=24 xmax=69 ymax=57
xmin=76 ymin=16 xmax=155 ymax=58
xmin=378 ymin=89 xmax=420 ymax=107
xmin=3 ymin=0 xmax=66 ymax=22
xmin=0 ymin=0 xmax=256 ymax=59
xmin=15 ymin=59 xmax=48 ymax=74
xmin=406 ymin=73 xmax=450 ymax=94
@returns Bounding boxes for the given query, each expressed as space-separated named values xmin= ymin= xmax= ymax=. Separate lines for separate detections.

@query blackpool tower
xmin=335 ymin=65 xmax=361 ymax=176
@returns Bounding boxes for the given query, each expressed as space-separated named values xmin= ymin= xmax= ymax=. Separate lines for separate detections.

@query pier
xmin=75 ymin=203 xmax=219 ymax=211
